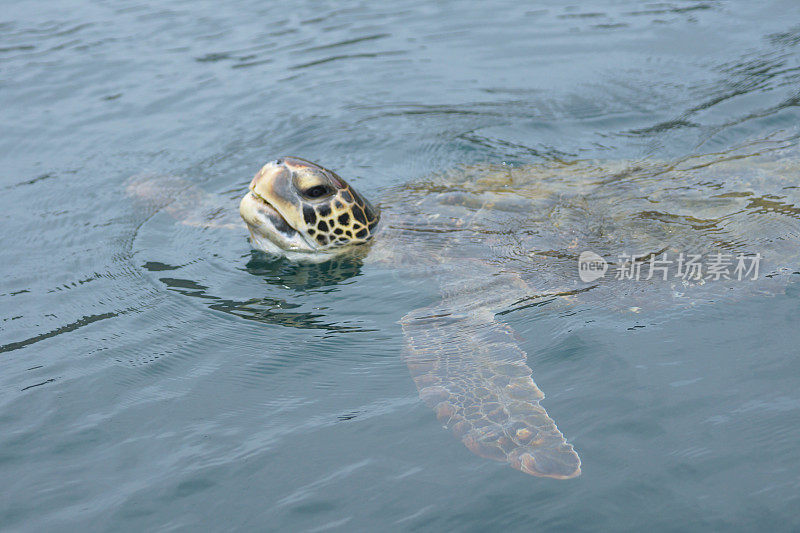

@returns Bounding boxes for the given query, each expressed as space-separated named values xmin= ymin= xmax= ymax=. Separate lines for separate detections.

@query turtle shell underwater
xmin=129 ymin=139 xmax=800 ymax=479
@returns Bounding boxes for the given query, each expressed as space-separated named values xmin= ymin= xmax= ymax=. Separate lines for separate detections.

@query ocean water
xmin=2 ymin=0 xmax=800 ymax=530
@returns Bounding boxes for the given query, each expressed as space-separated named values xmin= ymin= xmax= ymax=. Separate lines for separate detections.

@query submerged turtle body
xmin=365 ymin=144 xmax=800 ymax=478
xmin=129 ymin=140 xmax=800 ymax=479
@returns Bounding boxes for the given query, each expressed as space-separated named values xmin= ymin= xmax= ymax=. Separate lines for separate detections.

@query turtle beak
xmin=249 ymin=160 xmax=287 ymax=205
xmin=240 ymin=162 xmax=287 ymax=229
xmin=245 ymin=159 xmax=304 ymax=231
xmin=238 ymin=160 xmax=288 ymax=231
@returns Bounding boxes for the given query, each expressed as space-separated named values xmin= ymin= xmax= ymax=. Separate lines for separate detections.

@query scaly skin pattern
xmin=299 ymin=181 xmax=380 ymax=247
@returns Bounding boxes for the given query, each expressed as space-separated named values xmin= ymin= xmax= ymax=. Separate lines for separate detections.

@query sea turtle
xmin=128 ymin=137 xmax=800 ymax=479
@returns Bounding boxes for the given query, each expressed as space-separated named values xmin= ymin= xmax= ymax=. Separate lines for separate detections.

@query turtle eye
xmin=303 ymin=185 xmax=333 ymax=199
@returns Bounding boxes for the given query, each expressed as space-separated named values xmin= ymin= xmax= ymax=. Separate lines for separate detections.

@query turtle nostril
xmin=274 ymin=159 xmax=284 ymax=165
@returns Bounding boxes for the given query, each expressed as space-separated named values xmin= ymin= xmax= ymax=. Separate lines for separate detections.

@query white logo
xmin=578 ymin=251 xmax=608 ymax=282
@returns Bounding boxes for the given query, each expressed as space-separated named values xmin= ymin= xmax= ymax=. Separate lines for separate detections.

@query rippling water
xmin=3 ymin=0 xmax=800 ymax=530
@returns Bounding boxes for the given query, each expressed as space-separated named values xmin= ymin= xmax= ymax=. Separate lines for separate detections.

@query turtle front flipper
xmin=401 ymin=305 xmax=581 ymax=479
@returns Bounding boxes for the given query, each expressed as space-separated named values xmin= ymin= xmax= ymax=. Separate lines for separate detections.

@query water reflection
xmin=143 ymin=253 xmax=367 ymax=332
xmin=243 ymin=250 xmax=364 ymax=291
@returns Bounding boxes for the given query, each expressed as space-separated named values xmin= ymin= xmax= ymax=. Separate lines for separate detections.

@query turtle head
xmin=239 ymin=157 xmax=380 ymax=258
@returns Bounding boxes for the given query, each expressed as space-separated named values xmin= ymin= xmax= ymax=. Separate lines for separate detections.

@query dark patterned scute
xmin=353 ymin=207 xmax=366 ymax=225
xmin=303 ymin=205 xmax=316 ymax=225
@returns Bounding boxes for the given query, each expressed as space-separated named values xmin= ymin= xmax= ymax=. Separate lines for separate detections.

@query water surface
xmin=2 ymin=0 xmax=800 ymax=530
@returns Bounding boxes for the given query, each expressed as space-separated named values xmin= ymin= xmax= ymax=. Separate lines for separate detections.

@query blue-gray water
xmin=3 ymin=0 xmax=800 ymax=530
